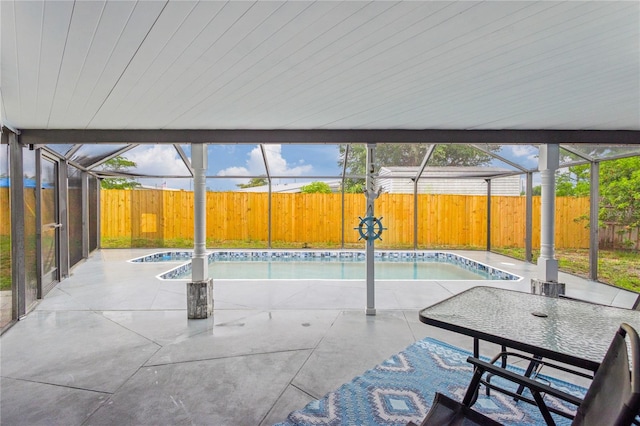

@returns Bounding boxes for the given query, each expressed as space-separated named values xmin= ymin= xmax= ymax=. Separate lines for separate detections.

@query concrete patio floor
xmin=1 ymin=249 xmax=637 ymax=426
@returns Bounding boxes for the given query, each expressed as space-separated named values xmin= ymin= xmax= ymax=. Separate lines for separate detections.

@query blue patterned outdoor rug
xmin=275 ymin=338 xmax=587 ymax=426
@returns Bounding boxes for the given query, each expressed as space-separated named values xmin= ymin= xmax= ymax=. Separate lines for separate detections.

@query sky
xmin=42 ymin=143 xmax=543 ymax=191
xmin=129 ymin=143 xmax=347 ymax=190
xmin=5 ymin=143 xmax=637 ymax=193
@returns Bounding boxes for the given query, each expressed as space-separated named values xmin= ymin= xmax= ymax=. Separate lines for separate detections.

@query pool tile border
xmin=130 ymin=250 xmax=522 ymax=281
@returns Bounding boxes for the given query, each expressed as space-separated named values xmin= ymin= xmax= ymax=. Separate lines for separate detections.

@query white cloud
xmin=263 ymin=145 xmax=312 ymax=176
xmin=217 ymin=145 xmax=312 ymax=181
xmin=22 ymin=150 xmax=37 ymax=176
xmin=216 ymin=166 xmax=251 ymax=177
xmin=128 ymin=145 xmax=189 ymax=176
xmin=510 ymin=145 xmax=537 ymax=161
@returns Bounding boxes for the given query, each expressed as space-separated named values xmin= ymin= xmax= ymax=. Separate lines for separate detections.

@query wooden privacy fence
xmin=0 ymin=188 xmax=8 ymax=235
xmin=100 ymin=189 xmax=593 ymax=249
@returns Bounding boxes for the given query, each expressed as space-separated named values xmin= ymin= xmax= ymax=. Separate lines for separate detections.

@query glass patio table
xmin=419 ymin=286 xmax=640 ymax=372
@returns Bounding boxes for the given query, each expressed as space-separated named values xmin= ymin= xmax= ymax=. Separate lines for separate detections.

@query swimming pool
xmin=130 ymin=251 xmax=521 ymax=281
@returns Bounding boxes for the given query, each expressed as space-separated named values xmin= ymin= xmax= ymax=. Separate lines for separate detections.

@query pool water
xmin=136 ymin=251 xmax=521 ymax=281
xmin=202 ymin=259 xmax=487 ymax=280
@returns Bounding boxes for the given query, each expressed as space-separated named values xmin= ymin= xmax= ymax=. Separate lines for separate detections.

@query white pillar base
xmin=537 ymin=257 xmax=559 ymax=283
xmin=191 ymin=256 xmax=208 ymax=282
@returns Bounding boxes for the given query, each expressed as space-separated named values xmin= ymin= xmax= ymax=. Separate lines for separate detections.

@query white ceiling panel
xmin=1 ymin=0 xmax=638 ymax=131
xmin=46 ymin=1 xmax=109 ymax=126
xmin=101 ymin=1 xmax=227 ymax=127
xmin=67 ymin=0 xmax=158 ymax=127
xmin=149 ymin=1 xmax=314 ymax=129
xmin=133 ymin=1 xmax=282 ymax=127
xmin=78 ymin=0 xmax=175 ymax=126
xmin=102 ymin=1 xmax=258 ymax=128
xmin=1 ymin=0 xmax=21 ymax=128
xmin=35 ymin=1 xmax=74 ymax=126
xmin=12 ymin=1 xmax=45 ymax=126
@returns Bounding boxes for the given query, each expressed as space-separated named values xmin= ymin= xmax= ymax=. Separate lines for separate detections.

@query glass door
xmin=40 ymin=157 xmax=60 ymax=294
xmin=0 ymin=144 xmax=13 ymax=329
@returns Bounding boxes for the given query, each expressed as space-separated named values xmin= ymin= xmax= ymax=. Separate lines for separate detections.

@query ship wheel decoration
xmin=355 ymin=216 xmax=386 ymax=241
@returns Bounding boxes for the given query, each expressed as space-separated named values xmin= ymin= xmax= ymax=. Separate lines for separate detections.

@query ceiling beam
xmin=19 ymin=129 xmax=640 ymax=145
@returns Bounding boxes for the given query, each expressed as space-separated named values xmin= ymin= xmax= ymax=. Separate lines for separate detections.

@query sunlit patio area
xmin=1 ymin=249 xmax=638 ymax=425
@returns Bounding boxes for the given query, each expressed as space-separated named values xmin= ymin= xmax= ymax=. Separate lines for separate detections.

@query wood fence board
xmin=1 ymin=188 xmax=10 ymax=235
xmin=99 ymin=190 xmax=597 ymax=249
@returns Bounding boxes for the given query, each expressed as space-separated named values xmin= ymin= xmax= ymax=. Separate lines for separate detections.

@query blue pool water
xmin=199 ymin=259 xmax=486 ymax=280
xmin=131 ymin=251 xmax=521 ymax=281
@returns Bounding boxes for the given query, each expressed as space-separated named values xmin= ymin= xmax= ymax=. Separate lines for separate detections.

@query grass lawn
xmin=0 ymin=235 xmax=10 ymax=291
xmin=493 ymin=247 xmax=640 ymax=293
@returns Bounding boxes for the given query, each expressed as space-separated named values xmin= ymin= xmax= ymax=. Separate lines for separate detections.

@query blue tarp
xmin=0 ymin=177 xmax=42 ymax=188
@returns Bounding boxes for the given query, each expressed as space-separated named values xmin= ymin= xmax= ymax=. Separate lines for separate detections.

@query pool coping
xmin=129 ymin=250 xmax=523 ymax=282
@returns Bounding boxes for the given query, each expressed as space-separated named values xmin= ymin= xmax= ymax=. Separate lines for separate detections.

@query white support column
xmin=538 ymin=144 xmax=559 ymax=281
xmin=532 ymin=144 xmax=564 ymax=297
xmin=187 ymin=143 xmax=213 ymax=318
xmin=192 ymin=143 xmax=208 ymax=282
xmin=365 ymin=143 xmax=377 ymax=316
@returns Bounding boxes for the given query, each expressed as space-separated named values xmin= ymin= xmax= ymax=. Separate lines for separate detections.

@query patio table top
xmin=419 ymin=286 xmax=640 ymax=371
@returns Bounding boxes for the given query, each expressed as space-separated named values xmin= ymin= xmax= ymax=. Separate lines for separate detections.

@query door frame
xmin=37 ymin=152 xmax=62 ymax=297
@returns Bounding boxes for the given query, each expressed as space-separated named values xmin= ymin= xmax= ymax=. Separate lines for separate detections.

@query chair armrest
xmin=488 ymin=351 xmax=594 ymax=380
xmin=466 ymin=356 xmax=583 ymax=407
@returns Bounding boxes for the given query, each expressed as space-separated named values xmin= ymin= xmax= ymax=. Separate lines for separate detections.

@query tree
xmin=236 ymin=177 xmax=267 ymax=189
xmin=429 ymin=145 xmax=499 ymax=167
xmin=599 ymin=157 xmax=640 ymax=228
xmin=534 ymin=157 xmax=640 ymax=230
xmin=338 ymin=144 xmax=498 ymax=192
xmin=100 ymin=156 xmax=140 ymax=189
xmin=555 ymin=165 xmax=590 ymax=197
xmin=300 ymin=181 xmax=332 ymax=194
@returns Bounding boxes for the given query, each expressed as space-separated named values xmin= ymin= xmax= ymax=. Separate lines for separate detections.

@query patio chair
xmin=409 ymin=323 xmax=640 ymax=426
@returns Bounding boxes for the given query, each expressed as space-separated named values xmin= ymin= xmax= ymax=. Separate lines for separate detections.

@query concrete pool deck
xmin=1 ymin=249 xmax=637 ymax=425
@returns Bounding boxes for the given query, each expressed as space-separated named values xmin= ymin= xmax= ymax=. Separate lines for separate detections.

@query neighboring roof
xmin=137 ymin=184 xmax=182 ymax=191
xmin=1 ymin=1 xmax=638 ymax=132
xmin=238 ymin=180 xmax=342 ymax=193
xmin=377 ymin=169 xmax=521 ymax=195
xmin=379 ymin=166 xmax=518 ymax=179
